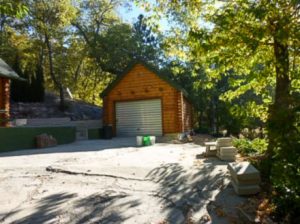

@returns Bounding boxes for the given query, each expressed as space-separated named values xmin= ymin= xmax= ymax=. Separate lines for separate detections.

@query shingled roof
xmin=100 ymin=60 xmax=189 ymax=98
xmin=0 ymin=58 xmax=25 ymax=81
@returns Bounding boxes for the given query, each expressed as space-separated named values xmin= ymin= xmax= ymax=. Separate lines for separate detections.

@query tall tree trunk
xmin=59 ymin=87 xmax=65 ymax=110
xmin=45 ymin=34 xmax=65 ymax=110
xmin=34 ymin=47 xmax=45 ymax=102
xmin=264 ymin=35 xmax=291 ymax=179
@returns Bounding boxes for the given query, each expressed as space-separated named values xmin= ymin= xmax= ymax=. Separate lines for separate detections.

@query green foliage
xmin=271 ymin=150 xmax=300 ymax=221
xmin=267 ymin=104 xmax=300 ymax=221
xmin=88 ymin=128 xmax=103 ymax=140
xmin=11 ymin=53 xmax=45 ymax=102
xmin=233 ymin=138 xmax=268 ymax=155
xmin=195 ymin=126 xmax=210 ymax=134
xmin=1 ymin=0 xmax=167 ymax=107
xmin=132 ymin=14 xmax=162 ymax=62
xmin=136 ymin=0 xmax=299 ymax=221
xmin=0 ymin=0 xmax=28 ymax=18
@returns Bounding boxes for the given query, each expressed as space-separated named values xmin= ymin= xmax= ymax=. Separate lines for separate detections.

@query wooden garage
xmin=101 ymin=61 xmax=194 ymax=137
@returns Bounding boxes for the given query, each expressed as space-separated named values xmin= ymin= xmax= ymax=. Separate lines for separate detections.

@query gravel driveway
xmin=0 ymin=138 xmax=245 ymax=224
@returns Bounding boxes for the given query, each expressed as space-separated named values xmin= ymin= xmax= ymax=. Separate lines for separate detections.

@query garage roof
xmin=0 ymin=58 xmax=25 ymax=81
xmin=100 ymin=60 xmax=189 ymax=98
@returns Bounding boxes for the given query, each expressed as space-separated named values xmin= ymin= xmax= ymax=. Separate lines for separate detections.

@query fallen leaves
xmin=238 ymin=194 xmax=276 ymax=223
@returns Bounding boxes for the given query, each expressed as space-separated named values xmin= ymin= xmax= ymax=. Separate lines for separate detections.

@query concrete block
xmin=228 ymin=162 xmax=260 ymax=182
xmin=219 ymin=146 xmax=237 ymax=153
xmin=217 ymin=154 xmax=236 ymax=161
xmin=217 ymin=137 xmax=232 ymax=142
xmin=219 ymin=157 xmax=236 ymax=161
xmin=217 ymin=138 xmax=232 ymax=147
xmin=220 ymin=150 xmax=237 ymax=156
xmin=205 ymin=142 xmax=217 ymax=156
xmin=205 ymin=142 xmax=217 ymax=146
xmin=229 ymin=169 xmax=260 ymax=186
xmin=206 ymin=149 xmax=217 ymax=156
xmin=231 ymin=177 xmax=260 ymax=195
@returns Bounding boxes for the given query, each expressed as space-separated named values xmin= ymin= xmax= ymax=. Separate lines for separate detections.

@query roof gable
xmin=0 ymin=58 xmax=25 ymax=81
xmin=100 ymin=60 xmax=188 ymax=98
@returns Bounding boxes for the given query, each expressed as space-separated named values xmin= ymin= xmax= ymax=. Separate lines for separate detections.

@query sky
xmin=117 ymin=2 xmax=145 ymax=23
xmin=117 ymin=1 xmax=169 ymax=32
xmin=117 ymin=1 xmax=222 ymax=32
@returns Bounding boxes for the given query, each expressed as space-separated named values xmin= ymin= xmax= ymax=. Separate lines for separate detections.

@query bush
xmin=270 ymin=138 xmax=300 ymax=223
xmin=272 ymin=158 xmax=300 ymax=223
xmin=233 ymin=138 xmax=267 ymax=155
xmin=195 ymin=126 xmax=210 ymax=134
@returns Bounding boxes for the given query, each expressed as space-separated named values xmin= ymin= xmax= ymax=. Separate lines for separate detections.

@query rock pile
xmin=10 ymin=92 xmax=102 ymax=120
xmin=36 ymin=134 xmax=57 ymax=148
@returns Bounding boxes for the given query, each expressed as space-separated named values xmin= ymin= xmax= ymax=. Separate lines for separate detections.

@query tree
xmin=132 ymin=14 xmax=161 ymax=62
xmin=74 ymin=1 xmax=164 ymax=74
xmin=73 ymin=0 xmax=125 ymax=74
xmin=0 ymin=0 xmax=27 ymax=46
xmin=26 ymin=0 xmax=76 ymax=109
xmin=138 ymin=0 xmax=300 ymax=220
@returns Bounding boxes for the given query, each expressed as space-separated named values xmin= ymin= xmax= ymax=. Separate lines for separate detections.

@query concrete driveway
xmin=0 ymin=138 xmax=245 ymax=224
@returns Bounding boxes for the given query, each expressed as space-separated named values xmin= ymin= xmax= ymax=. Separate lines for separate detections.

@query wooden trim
xmin=176 ymin=90 xmax=183 ymax=133
xmin=113 ymin=96 xmax=163 ymax=103
xmin=0 ymin=78 xmax=10 ymax=127
xmin=181 ymin=92 xmax=184 ymax=132
xmin=160 ymin=96 xmax=165 ymax=135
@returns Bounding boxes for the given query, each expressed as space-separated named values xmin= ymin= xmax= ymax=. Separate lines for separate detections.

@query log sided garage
xmin=0 ymin=58 xmax=24 ymax=127
xmin=101 ymin=61 xmax=194 ymax=137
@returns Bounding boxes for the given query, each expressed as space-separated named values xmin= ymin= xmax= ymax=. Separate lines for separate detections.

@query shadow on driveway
xmin=146 ymin=159 xmax=245 ymax=223
xmin=10 ymin=191 xmax=139 ymax=224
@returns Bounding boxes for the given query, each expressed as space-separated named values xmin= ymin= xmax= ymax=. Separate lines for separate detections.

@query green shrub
xmin=271 ymin=156 xmax=300 ymax=222
xmin=270 ymin=137 xmax=300 ymax=222
xmin=233 ymin=138 xmax=267 ymax=155
xmin=195 ymin=126 xmax=210 ymax=134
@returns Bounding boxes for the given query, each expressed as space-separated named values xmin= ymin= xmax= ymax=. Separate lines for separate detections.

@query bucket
xmin=136 ymin=136 xmax=143 ymax=146
xmin=143 ymin=136 xmax=151 ymax=146
xmin=150 ymin=136 xmax=156 ymax=145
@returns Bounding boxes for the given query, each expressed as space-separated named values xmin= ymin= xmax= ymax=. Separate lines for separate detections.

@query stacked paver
xmin=216 ymin=138 xmax=237 ymax=161
xmin=204 ymin=142 xmax=217 ymax=156
xmin=228 ymin=162 xmax=260 ymax=195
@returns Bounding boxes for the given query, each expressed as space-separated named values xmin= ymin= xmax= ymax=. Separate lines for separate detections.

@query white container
xmin=150 ymin=136 xmax=156 ymax=145
xmin=136 ymin=136 xmax=143 ymax=146
xmin=14 ymin=119 xmax=27 ymax=126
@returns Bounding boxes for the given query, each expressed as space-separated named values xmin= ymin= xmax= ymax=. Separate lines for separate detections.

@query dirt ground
xmin=0 ymin=138 xmax=246 ymax=224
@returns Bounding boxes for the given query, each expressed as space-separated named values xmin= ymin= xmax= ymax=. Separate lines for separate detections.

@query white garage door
xmin=116 ymin=99 xmax=163 ymax=136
